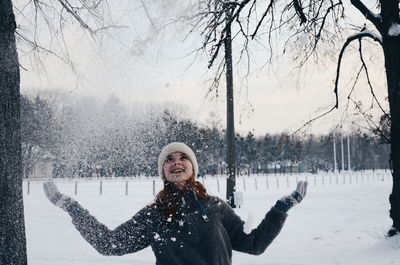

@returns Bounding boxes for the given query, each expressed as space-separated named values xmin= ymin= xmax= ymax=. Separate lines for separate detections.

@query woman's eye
xmin=181 ymin=155 xmax=188 ymax=160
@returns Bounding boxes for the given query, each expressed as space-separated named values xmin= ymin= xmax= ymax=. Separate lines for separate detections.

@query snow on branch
xmin=350 ymin=0 xmax=383 ymax=32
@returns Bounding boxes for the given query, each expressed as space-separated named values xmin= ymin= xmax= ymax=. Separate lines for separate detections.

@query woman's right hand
xmin=43 ymin=181 xmax=73 ymax=211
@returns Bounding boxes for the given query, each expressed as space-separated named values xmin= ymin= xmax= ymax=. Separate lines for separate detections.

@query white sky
xmin=17 ymin=0 xmax=387 ymax=136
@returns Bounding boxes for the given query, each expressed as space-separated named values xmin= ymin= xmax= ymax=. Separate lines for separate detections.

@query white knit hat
xmin=158 ymin=142 xmax=198 ymax=180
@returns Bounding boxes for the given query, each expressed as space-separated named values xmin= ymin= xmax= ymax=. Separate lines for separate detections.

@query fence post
xmin=100 ymin=181 xmax=103 ymax=195
xmin=266 ymin=176 xmax=269 ymax=190
xmin=27 ymin=181 xmax=30 ymax=195
xmin=276 ymin=176 xmax=279 ymax=189
xmin=217 ymin=178 xmax=220 ymax=193
xmin=125 ymin=180 xmax=128 ymax=196
xmin=153 ymin=180 xmax=156 ymax=196
xmin=313 ymin=174 xmax=316 ymax=186
xmin=75 ymin=180 xmax=78 ymax=195
xmin=243 ymin=177 xmax=246 ymax=191
xmin=286 ymin=176 xmax=289 ymax=188
xmin=255 ymin=178 xmax=258 ymax=191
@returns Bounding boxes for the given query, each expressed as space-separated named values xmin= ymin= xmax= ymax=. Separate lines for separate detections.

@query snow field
xmin=24 ymin=170 xmax=400 ymax=265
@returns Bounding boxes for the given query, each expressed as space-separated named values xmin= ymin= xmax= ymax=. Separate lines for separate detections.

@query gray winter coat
xmin=66 ymin=193 xmax=287 ymax=265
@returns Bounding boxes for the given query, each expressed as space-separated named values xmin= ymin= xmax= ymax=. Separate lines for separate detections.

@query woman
xmin=44 ymin=142 xmax=307 ymax=265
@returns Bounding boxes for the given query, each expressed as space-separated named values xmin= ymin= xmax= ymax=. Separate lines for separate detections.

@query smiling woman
xmin=43 ymin=142 xmax=308 ymax=265
xmin=163 ymin=152 xmax=194 ymax=185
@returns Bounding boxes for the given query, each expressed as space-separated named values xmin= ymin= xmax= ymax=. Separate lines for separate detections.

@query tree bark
xmin=380 ymin=0 xmax=400 ymax=235
xmin=383 ymin=35 xmax=400 ymax=233
xmin=0 ymin=0 xmax=28 ymax=263
xmin=225 ymin=8 xmax=236 ymax=208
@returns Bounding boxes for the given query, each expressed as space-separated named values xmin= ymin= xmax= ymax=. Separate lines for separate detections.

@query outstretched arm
xmin=43 ymin=182 xmax=155 ymax=256
xmin=222 ymin=181 xmax=308 ymax=255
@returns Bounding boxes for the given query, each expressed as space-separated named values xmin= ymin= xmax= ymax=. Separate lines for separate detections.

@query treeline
xmin=21 ymin=93 xmax=390 ymax=178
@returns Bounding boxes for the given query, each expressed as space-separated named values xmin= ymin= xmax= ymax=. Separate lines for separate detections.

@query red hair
xmin=154 ymin=174 xmax=209 ymax=220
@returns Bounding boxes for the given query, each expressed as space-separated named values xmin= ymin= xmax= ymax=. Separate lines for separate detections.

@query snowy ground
xmin=24 ymin=170 xmax=400 ymax=265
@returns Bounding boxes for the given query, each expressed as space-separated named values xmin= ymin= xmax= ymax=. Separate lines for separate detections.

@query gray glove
xmin=43 ymin=182 xmax=73 ymax=211
xmin=274 ymin=180 xmax=308 ymax=212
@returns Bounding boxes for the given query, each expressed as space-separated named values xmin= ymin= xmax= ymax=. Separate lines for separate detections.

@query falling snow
xmin=388 ymin=23 xmax=400 ymax=36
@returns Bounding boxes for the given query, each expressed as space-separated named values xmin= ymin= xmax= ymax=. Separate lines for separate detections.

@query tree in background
xmin=183 ymin=0 xmax=400 ymax=236
xmin=1 ymin=0 xmax=119 ymax=262
xmin=20 ymin=92 xmax=391 ymax=180
xmin=21 ymin=95 xmax=59 ymax=178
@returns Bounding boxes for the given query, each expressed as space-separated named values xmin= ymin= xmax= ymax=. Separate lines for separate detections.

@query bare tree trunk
xmin=384 ymin=36 xmax=400 ymax=234
xmin=225 ymin=8 xmax=236 ymax=208
xmin=380 ymin=0 xmax=400 ymax=235
xmin=0 ymin=0 xmax=28 ymax=263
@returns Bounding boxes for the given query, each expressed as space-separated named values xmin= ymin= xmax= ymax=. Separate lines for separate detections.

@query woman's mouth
xmin=171 ymin=168 xmax=184 ymax=174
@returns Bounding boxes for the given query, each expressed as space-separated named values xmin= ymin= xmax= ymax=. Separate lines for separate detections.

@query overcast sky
xmin=17 ymin=0 xmax=387 ymax=136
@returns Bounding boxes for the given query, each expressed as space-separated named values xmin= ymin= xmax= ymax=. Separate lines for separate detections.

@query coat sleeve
xmin=65 ymin=201 xmax=156 ymax=256
xmin=220 ymin=199 xmax=287 ymax=255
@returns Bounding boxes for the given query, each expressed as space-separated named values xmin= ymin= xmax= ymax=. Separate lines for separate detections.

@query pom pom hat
xmin=158 ymin=142 xmax=199 ymax=180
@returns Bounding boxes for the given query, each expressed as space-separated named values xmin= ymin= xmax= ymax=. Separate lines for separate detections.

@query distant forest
xmin=22 ymin=92 xmax=390 ymax=178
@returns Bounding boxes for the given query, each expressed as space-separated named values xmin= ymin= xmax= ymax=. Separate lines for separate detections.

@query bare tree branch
xmin=350 ymin=0 xmax=383 ymax=33
xmin=348 ymin=97 xmax=391 ymax=143
xmin=57 ymin=0 xmax=95 ymax=36
xmin=250 ymin=0 xmax=274 ymax=39
xmin=293 ymin=0 xmax=307 ymax=25
xmin=292 ymin=105 xmax=338 ymax=135
xmin=140 ymin=0 xmax=158 ymax=33
xmin=357 ymin=38 xmax=389 ymax=119
xmin=334 ymin=29 xmax=383 ymax=108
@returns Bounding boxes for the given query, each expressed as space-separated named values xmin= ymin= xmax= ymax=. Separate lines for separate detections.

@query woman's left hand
xmin=274 ymin=181 xmax=308 ymax=212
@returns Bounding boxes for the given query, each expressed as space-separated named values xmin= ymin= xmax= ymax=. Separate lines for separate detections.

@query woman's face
xmin=163 ymin=152 xmax=194 ymax=187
